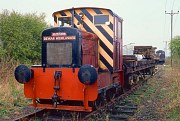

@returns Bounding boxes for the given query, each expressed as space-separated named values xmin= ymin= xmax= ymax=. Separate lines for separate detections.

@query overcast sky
xmin=0 ymin=0 xmax=180 ymax=53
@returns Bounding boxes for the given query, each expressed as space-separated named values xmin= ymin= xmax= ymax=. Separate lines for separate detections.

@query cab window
xmin=94 ymin=15 xmax=109 ymax=25
xmin=58 ymin=17 xmax=72 ymax=27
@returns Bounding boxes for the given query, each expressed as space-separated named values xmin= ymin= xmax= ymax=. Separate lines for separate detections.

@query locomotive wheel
xmin=116 ymin=87 xmax=125 ymax=96
xmin=150 ymin=67 xmax=155 ymax=76
xmin=124 ymin=74 xmax=133 ymax=90
xmin=106 ymin=89 xmax=116 ymax=101
xmin=133 ymin=75 xmax=140 ymax=84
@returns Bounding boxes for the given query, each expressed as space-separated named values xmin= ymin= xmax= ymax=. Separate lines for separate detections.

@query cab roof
xmin=52 ymin=7 xmax=123 ymax=21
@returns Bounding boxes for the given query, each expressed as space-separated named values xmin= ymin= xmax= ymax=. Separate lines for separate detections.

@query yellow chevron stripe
xmin=86 ymin=9 xmax=113 ymax=38
xmin=99 ymin=46 xmax=113 ymax=66
xmin=75 ymin=9 xmax=113 ymax=52
xmin=99 ymin=60 xmax=107 ymax=70
xmin=64 ymin=11 xmax=71 ymax=16
xmin=75 ymin=18 xmax=86 ymax=31
xmin=98 ymin=40 xmax=109 ymax=70
xmin=101 ymin=24 xmax=113 ymax=38
xmin=64 ymin=11 xmax=113 ymax=69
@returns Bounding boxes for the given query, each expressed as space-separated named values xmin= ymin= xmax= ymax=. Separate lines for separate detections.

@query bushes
xmin=170 ymin=36 xmax=180 ymax=59
xmin=0 ymin=10 xmax=48 ymax=63
xmin=0 ymin=10 xmax=49 ymax=118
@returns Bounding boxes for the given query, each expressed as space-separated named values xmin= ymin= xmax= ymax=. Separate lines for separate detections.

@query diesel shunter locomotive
xmin=14 ymin=7 xmax=156 ymax=112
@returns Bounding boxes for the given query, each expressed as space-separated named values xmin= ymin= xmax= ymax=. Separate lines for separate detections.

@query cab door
xmin=114 ymin=17 xmax=123 ymax=71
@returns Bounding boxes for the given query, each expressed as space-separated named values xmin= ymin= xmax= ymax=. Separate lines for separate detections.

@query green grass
xmin=0 ymin=108 xmax=8 ymax=117
xmin=128 ymin=64 xmax=180 ymax=120
xmin=168 ymin=108 xmax=180 ymax=121
xmin=34 ymin=118 xmax=43 ymax=121
xmin=124 ymin=82 xmax=157 ymax=105
xmin=0 ymin=59 xmax=31 ymax=119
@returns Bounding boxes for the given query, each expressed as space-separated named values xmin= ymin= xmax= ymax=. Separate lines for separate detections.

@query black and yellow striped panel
xmin=53 ymin=8 xmax=114 ymax=72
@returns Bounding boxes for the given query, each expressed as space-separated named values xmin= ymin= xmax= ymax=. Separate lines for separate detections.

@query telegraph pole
xmin=165 ymin=10 xmax=179 ymax=67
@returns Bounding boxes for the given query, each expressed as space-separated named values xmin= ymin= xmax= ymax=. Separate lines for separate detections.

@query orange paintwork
xmin=31 ymin=104 xmax=92 ymax=112
xmin=24 ymin=67 xmax=98 ymax=102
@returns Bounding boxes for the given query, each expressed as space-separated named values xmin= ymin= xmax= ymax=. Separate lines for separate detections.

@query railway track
xmin=13 ymin=67 xmax=162 ymax=121
xmin=84 ymin=67 xmax=162 ymax=121
xmin=12 ymin=109 xmax=45 ymax=121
